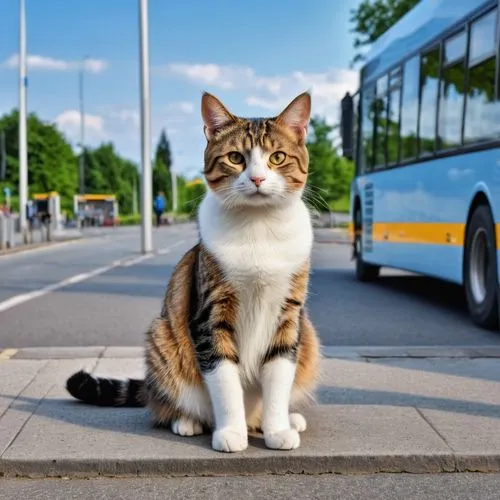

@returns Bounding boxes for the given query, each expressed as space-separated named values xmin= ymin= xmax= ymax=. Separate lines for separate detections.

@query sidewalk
xmin=313 ymin=227 xmax=350 ymax=245
xmin=1 ymin=228 xmax=84 ymax=256
xmin=1 ymin=345 xmax=500 ymax=478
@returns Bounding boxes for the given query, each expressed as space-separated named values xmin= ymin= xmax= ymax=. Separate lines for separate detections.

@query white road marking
xmin=0 ymin=239 xmax=187 ymax=313
xmin=121 ymin=254 xmax=152 ymax=267
xmin=158 ymin=240 xmax=187 ymax=254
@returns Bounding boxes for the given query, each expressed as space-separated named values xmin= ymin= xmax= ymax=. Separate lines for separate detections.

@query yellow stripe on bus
xmin=372 ymin=223 xmax=465 ymax=246
xmin=344 ymin=221 xmax=500 ymax=248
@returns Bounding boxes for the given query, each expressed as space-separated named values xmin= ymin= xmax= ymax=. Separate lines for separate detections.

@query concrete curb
xmin=4 ymin=345 xmax=500 ymax=360
xmin=0 ymin=236 xmax=83 ymax=257
xmin=1 ymin=452 xmax=499 ymax=479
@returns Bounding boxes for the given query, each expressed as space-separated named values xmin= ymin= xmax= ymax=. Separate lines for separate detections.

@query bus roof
xmin=74 ymin=194 xmax=116 ymax=201
xmin=33 ymin=192 xmax=58 ymax=200
xmin=360 ymin=0 xmax=494 ymax=86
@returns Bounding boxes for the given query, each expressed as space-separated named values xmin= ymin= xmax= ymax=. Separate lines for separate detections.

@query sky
xmin=0 ymin=0 xmax=361 ymax=178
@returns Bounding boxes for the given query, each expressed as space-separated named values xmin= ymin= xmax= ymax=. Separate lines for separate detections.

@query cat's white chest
xmin=199 ymin=195 xmax=313 ymax=384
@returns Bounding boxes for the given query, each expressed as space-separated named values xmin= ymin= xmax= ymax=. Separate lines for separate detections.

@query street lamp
xmin=139 ymin=0 xmax=152 ymax=253
xmin=18 ymin=0 xmax=28 ymax=242
xmin=79 ymin=55 xmax=88 ymax=195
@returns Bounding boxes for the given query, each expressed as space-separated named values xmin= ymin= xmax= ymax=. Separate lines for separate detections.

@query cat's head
xmin=201 ymin=92 xmax=311 ymax=209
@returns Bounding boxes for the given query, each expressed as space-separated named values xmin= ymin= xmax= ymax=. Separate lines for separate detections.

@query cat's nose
xmin=250 ymin=176 xmax=266 ymax=187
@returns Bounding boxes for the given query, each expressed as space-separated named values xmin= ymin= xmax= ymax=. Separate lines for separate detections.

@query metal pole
xmin=0 ymin=130 xmax=6 ymax=181
xmin=132 ymin=175 xmax=138 ymax=214
xmin=139 ymin=0 xmax=152 ymax=253
xmin=171 ymin=169 xmax=178 ymax=213
xmin=79 ymin=56 xmax=86 ymax=194
xmin=19 ymin=0 xmax=28 ymax=243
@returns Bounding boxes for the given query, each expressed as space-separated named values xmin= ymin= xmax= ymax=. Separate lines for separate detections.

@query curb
xmin=1 ymin=452 xmax=499 ymax=478
xmin=0 ymin=237 xmax=83 ymax=257
xmin=3 ymin=345 xmax=500 ymax=360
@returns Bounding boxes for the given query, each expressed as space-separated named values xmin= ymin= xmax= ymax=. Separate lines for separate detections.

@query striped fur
xmin=66 ymin=92 xmax=321 ymax=452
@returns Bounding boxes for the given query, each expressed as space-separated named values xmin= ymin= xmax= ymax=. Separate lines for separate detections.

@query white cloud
xmin=160 ymin=62 xmax=358 ymax=126
xmin=167 ymin=101 xmax=195 ymax=114
xmin=108 ymin=109 xmax=140 ymax=128
xmin=55 ymin=110 xmax=104 ymax=132
xmin=248 ymin=69 xmax=358 ymax=114
xmin=54 ymin=110 xmax=106 ymax=148
xmin=245 ymin=96 xmax=280 ymax=110
xmin=160 ymin=63 xmax=256 ymax=90
xmin=2 ymin=54 xmax=108 ymax=73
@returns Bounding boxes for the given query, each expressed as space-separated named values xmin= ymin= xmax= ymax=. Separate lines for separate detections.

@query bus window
xmin=374 ymin=74 xmax=389 ymax=168
xmin=418 ymin=46 xmax=440 ymax=156
xmin=469 ymin=9 xmax=497 ymax=64
xmin=387 ymin=67 xmax=402 ymax=165
xmin=352 ymin=92 xmax=359 ymax=171
xmin=400 ymin=56 xmax=420 ymax=161
xmin=438 ymin=30 xmax=466 ymax=150
xmin=464 ymin=9 xmax=500 ymax=143
xmin=361 ymin=85 xmax=376 ymax=174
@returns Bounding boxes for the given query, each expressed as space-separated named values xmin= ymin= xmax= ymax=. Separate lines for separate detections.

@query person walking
xmin=153 ymin=191 xmax=166 ymax=228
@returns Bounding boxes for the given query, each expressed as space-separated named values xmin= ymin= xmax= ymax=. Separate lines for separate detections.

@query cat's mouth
xmin=246 ymin=188 xmax=271 ymax=198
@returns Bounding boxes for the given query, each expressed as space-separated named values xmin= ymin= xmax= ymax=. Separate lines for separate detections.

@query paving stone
xmin=0 ymin=359 xmax=97 ymax=456
xmin=102 ymin=347 xmax=145 ymax=358
xmin=14 ymin=347 xmax=105 ymax=359
xmin=0 ymin=402 xmax=453 ymax=477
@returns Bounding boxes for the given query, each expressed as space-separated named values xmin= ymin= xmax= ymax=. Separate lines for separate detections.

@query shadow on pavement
xmin=2 ymin=381 xmax=499 ymax=448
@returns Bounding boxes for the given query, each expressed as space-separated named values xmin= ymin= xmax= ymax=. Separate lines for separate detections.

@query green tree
xmin=84 ymin=143 xmax=139 ymax=215
xmin=350 ymin=0 xmax=420 ymax=66
xmin=153 ymin=129 xmax=172 ymax=210
xmin=0 ymin=109 xmax=77 ymax=211
xmin=306 ymin=117 xmax=354 ymax=211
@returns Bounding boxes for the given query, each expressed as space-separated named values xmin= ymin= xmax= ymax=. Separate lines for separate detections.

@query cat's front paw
xmin=289 ymin=413 xmax=307 ymax=432
xmin=171 ymin=416 xmax=203 ymax=437
xmin=212 ymin=427 xmax=248 ymax=453
xmin=265 ymin=428 xmax=300 ymax=450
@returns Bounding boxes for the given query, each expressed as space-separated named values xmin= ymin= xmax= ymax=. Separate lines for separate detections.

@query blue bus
xmin=340 ymin=0 xmax=500 ymax=330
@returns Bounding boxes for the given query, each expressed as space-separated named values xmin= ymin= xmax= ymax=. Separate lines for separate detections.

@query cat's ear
xmin=201 ymin=92 xmax=236 ymax=141
xmin=276 ymin=92 xmax=311 ymax=142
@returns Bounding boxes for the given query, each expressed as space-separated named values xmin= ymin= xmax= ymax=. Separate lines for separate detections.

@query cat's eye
xmin=227 ymin=151 xmax=244 ymax=165
xmin=269 ymin=151 xmax=286 ymax=165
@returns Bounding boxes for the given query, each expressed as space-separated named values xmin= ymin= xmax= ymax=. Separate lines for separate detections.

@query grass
xmin=118 ymin=212 xmax=193 ymax=225
xmin=328 ymin=195 xmax=350 ymax=214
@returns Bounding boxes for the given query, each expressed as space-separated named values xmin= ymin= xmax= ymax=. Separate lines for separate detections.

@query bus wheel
xmin=355 ymin=209 xmax=380 ymax=282
xmin=464 ymin=205 xmax=499 ymax=330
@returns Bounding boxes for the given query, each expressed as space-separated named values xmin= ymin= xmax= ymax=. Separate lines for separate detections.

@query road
xmin=2 ymin=473 xmax=500 ymax=499
xmin=1 ymin=223 xmax=499 ymax=348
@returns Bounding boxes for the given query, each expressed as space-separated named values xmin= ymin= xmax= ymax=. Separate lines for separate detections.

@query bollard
xmin=6 ymin=215 xmax=15 ymax=248
xmin=0 ymin=214 xmax=6 ymax=250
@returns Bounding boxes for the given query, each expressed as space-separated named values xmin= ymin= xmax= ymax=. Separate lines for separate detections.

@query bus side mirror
xmin=340 ymin=92 xmax=353 ymax=160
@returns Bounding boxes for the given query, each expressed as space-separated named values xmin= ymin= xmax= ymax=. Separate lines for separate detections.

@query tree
xmin=84 ymin=142 xmax=139 ymax=215
xmin=181 ymin=177 xmax=206 ymax=216
xmin=153 ymin=129 xmax=172 ymax=210
xmin=350 ymin=0 xmax=420 ymax=66
xmin=306 ymin=117 xmax=354 ymax=211
xmin=0 ymin=109 xmax=77 ymax=211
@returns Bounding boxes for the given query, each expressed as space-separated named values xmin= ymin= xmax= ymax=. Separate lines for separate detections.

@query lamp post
xmin=18 ymin=0 xmax=28 ymax=242
xmin=139 ymin=0 xmax=152 ymax=253
xmin=79 ymin=55 xmax=88 ymax=195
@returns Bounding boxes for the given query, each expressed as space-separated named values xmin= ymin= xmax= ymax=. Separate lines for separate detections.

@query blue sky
xmin=0 ymin=0 xmax=361 ymax=178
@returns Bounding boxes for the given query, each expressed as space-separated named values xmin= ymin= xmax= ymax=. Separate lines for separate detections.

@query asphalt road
xmin=1 ymin=223 xmax=499 ymax=348
xmin=2 ymin=473 xmax=500 ymax=500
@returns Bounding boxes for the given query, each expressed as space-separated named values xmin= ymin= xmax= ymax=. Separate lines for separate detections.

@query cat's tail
xmin=66 ymin=370 xmax=147 ymax=407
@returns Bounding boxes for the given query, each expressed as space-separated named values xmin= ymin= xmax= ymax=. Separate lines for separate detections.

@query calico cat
xmin=66 ymin=91 xmax=321 ymax=453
